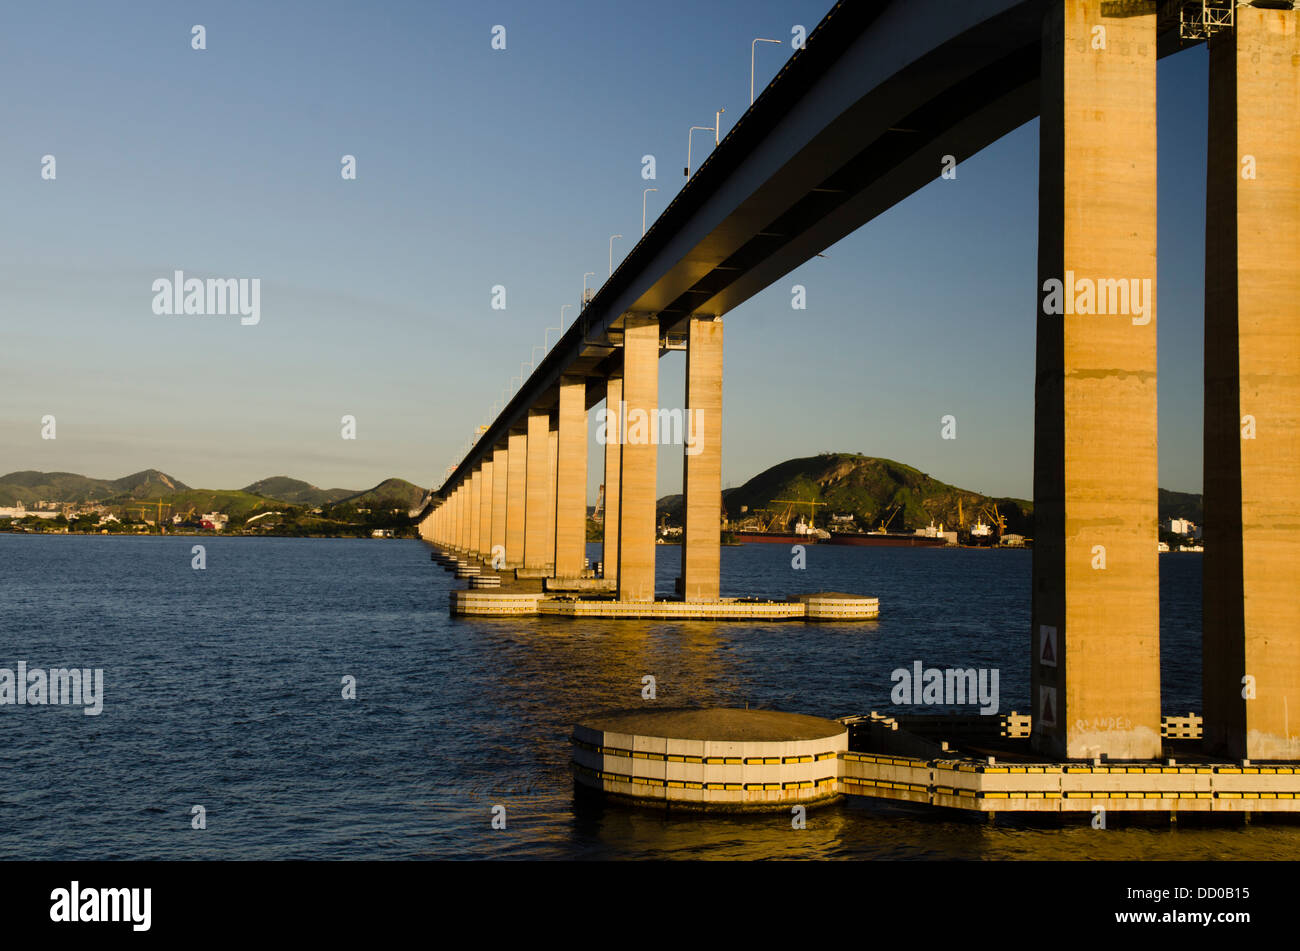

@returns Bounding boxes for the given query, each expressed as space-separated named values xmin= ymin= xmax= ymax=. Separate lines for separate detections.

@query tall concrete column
xmin=473 ymin=467 xmax=483 ymax=556
xmin=602 ymin=373 xmax=623 ymax=583
xmin=478 ymin=460 xmax=493 ymax=563
xmin=470 ymin=468 xmax=482 ymax=556
xmin=1203 ymin=8 xmax=1300 ymax=761
xmin=618 ymin=315 xmax=659 ymax=602
xmin=505 ymin=430 xmax=527 ymax=567
xmin=545 ymin=423 xmax=558 ymax=570
xmin=681 ymin=317 xmax=723 ymax=601
xmin=491 ymin=444 xmax=508 ymax=565
xmin=555 ymin=375 xmax=589 ymax=578
xmin=524 ymin=410 xmax=551 ymax=570
xmin=462 ymin=483 xmax=473 ymax=550
xmin=1030 ymin=0 xmax=1160 ymax=761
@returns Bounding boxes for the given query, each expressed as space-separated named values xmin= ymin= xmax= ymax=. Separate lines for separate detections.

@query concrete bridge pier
xmin=554 ymin=375 xmax=588 ymax=578
xmin=681 ymin=316 xmax=723 ymax=601
xmin=602 ymin=373 xmax=623 ymax=586
xmin=524 ymin=409 xmax=553 ymax=571
xmin=1030 ymin=0 xmax=1161 ymax=761
xmin=617 ymin=315 xmax=660 ymax=601
xmin=1203 ymin=6 xmax=1300 ymax=761
xmin=458 ymin=480 xmax=470 ymax=552
xmin=490 ymin=443 xmax=507 ymax=564
xmin=545 ymin=420 xmax=558 ymax=570
xmin=477 ymin=459 xmax=493 ymax=563
xmin=470 ymin=464 xmax=483 ymax=559
xmin=505 ymin=429 xmax=527 ymax=568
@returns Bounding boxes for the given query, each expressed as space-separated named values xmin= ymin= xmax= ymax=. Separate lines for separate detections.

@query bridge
xmin=419 ymin=1 xmax=1299 ymax=766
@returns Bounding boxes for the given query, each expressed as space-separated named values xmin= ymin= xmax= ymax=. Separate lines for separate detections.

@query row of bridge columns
xmin=423 ymin=2 xmax=1298 ymax=763
xmin=423 ymin=314 xmax=724 ymax=605
xmin=1030 ymin=1 xmax=1298 ymax=762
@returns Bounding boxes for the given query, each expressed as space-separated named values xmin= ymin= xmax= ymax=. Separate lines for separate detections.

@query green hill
xmin=242 ymin=476 xmax=356 ymax=505
xmin=706 ymin=453 xmax=1033 ymax=534
xmin=336 ymin=478 xmax=427 ymax=510
xmin=657 ymin=454 xmax=1210 ymax=536
xmin=0 ymin=469 xmax=189 ymax=505
xmin=108 ymin=489 xmax=286 ymax=520
xmin=1158 ymin=488 xmax=1202 ymax=524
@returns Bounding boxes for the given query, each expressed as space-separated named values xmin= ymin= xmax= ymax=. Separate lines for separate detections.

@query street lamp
xmin=686 ymin=125 xmax=714 ymax=177
xmin=561 ymin=304 xmax=572 ymax=327
xmin=544 ymin=323 xmax=561 ymax=350
xmin=715 ymin=107 xmax=725 ymax=145
xmin=582 ymin=272 xmax=595 ymax=309
xmin=609 ymin=235 xmax=622 ymax=277
xmin=751 ymin=37 xmax=781 ymax=105
xmin=642 ymin=187 xmax=658 ymax=236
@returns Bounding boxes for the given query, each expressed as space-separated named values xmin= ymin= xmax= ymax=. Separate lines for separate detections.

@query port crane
xmin=871 ymin=502 xmax=902 ymax=534
xmin=772 ymin=498 xmax=827 ymax=530
xmin=128 ymin=499 xmax=171 ymax=526
xmin=979 ymin=504 xmax=1007 ymax=542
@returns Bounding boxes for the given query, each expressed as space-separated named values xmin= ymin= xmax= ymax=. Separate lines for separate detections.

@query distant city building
xmin=0 ymin=504 xmax=61 ymax=520
xmin=200 ymin=512 xmax=229 ymax=531
xmin=1166 ymin=517 xmax=1201 ymax=538
xmin=1000 ymin=534 xmax=1026 ymax=547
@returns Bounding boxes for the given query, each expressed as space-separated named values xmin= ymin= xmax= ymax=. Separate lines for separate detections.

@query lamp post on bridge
xmin=715 ymin=107 xmax=725 ymax=145
xmin=685 ymin=125 xmax=714 ymax=177
xmin=609 ymin=235 xmax=622 ymax=278
xmin=642 ymin=188 xmax=657 ymax=236
xmin=582 ymin=272 xmax=595 ymax=310
xmin=751 ymin=37 xmax=781 ymax=105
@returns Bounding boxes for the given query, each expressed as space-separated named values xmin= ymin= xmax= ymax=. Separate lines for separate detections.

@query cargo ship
xmin=827 ymin=530 xmax=946 ymax=548
xmin=731 ymin=515 xmax=826 ymax=545
xmin=731 ymin=530 xmax=818 ymax=544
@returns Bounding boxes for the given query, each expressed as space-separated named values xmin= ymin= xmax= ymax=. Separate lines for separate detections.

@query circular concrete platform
xmin=572 ymin=707 xmax=847 ymax=812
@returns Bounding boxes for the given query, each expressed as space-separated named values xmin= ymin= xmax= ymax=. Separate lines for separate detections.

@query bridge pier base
xmin=1203 ymin=7 xmax=1300 ymax=761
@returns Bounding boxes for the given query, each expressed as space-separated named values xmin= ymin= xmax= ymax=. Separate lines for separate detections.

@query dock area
xmin=572 ymin=707 xmax=1300 ymax=816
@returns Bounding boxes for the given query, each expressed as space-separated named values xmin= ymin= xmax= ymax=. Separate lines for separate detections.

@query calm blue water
xmin=1 ymin=534 xmax=1291 ymax=860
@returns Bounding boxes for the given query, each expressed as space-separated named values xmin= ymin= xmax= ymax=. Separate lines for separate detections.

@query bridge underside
xmin=422 ymin=1 xmax=1300 ymax=764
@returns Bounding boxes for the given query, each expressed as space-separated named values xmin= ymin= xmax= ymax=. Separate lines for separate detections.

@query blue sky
xmin=0 ymin=0 xmax=1207 ymax=499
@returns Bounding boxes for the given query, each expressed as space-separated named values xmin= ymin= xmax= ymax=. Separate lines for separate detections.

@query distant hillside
xmin=690 ymin=453 xmax=1034 ymax=535
xmin=657 ymin=454 xmax=1208 ymax=536
xmin=337 ymin=478 xmax=427 ymax=510
xmin=108 ymin=489 xmax=286 ymax=520
xmin=242 ymin=476 xmax=356 ymax=505
xmin=1159 ymin=488 xmax=1203 ymax=524
xmin=0 ymin=469 xmax=189 ymax=505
